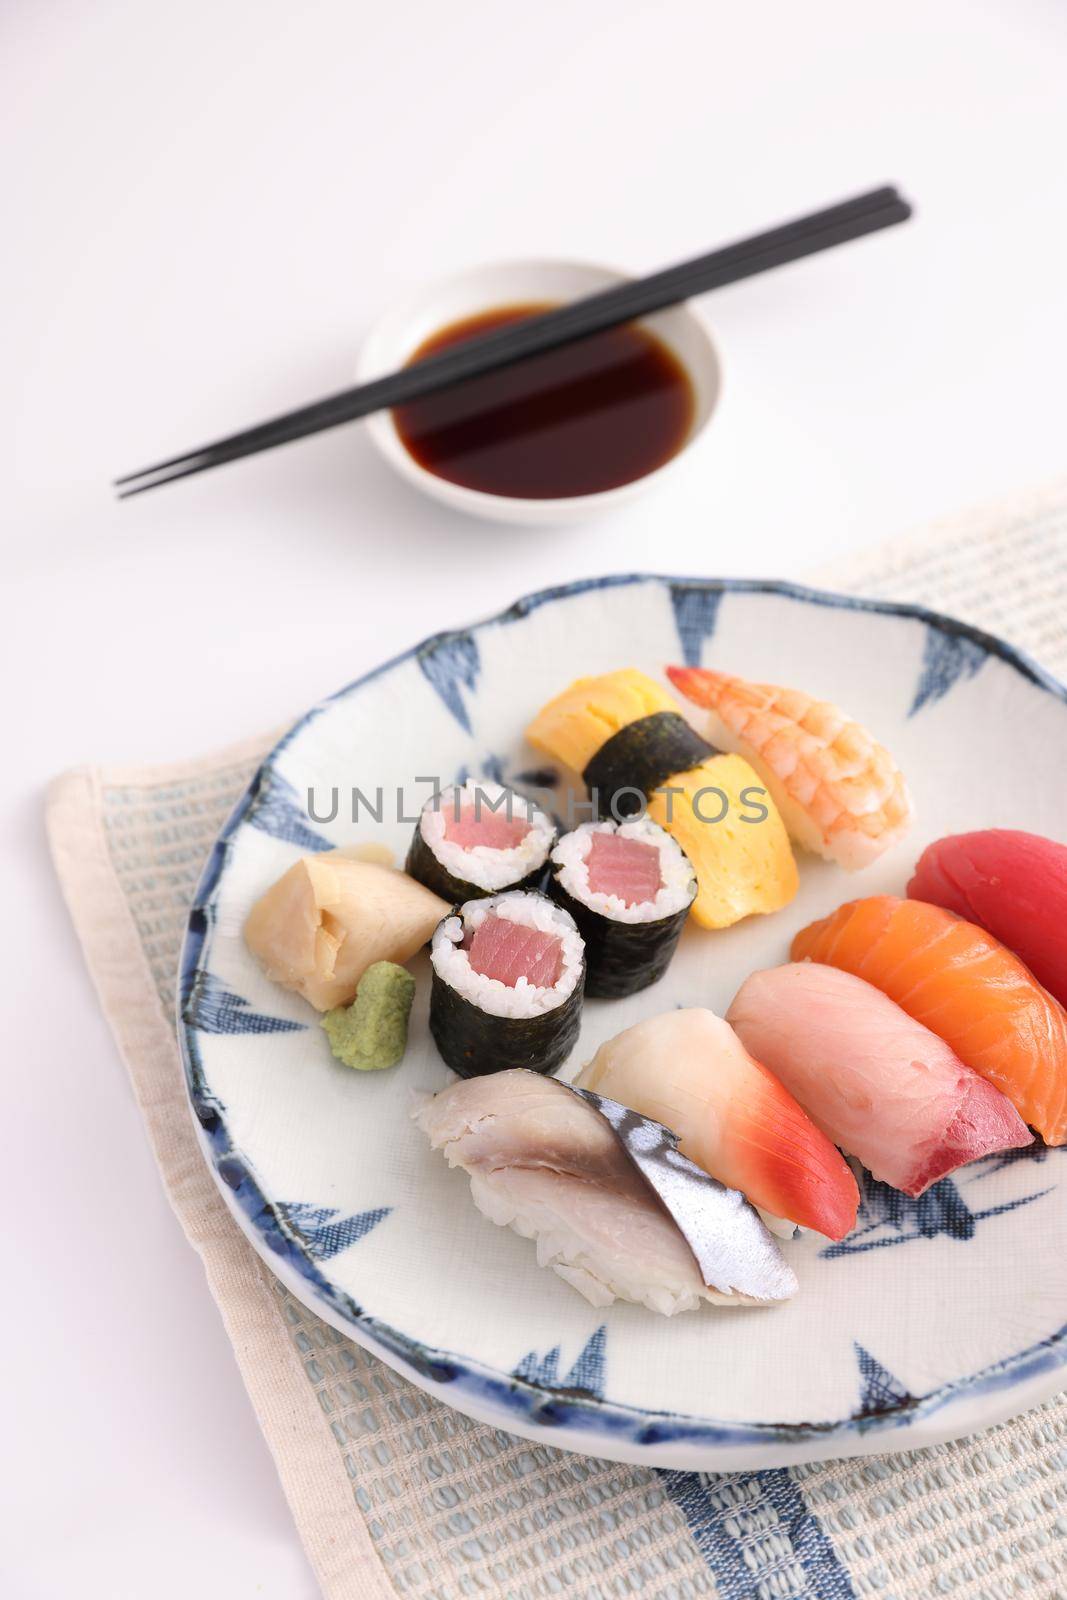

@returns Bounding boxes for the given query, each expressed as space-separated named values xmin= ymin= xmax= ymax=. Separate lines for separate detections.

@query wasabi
xmin=321 ymin=961 xmax=415 ymax=1071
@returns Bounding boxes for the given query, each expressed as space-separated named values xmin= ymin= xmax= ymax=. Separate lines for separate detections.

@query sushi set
xmin=179 ymin=576 xmax=1067 ymax=1470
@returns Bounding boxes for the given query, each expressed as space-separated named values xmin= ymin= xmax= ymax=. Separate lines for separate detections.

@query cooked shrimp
xmin=667 ymin=667 xmax=913 ymax=871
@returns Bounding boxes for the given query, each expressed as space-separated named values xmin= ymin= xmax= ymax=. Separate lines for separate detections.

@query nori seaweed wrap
xmin=429 ymin=891 xmax=585 ymax=1077
xmin=406 ymin=779 xmax=556 ymax=902
xmin=547 ymin=819 xmax=697 ymax=998
xmin=582 ymin=712 xmax=715 ymax=819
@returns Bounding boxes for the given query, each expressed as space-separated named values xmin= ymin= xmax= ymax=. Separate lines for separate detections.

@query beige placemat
xmin=48 ymin=481 xmax=1067 ymax=1600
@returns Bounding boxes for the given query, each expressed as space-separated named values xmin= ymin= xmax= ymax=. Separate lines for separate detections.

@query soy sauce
xmin=393 ymin=303 xmax=695 ymax=500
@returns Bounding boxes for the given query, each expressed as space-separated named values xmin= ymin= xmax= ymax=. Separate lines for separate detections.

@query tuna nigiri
xmin=728 ymin=964 xmax=1031 ymax=1195
xmin=909 ymin=829 xmax=1067 ymax=1009
xmin=792 ymin=896 xmax=1067 ymax=1145
xmin=575 ymin=1008 xmax=860 ymax=1240
xmin=666 ymin=666 xmax=912 ymax=871
xmin=415 ymin=1070 xmax=797 ymax=1314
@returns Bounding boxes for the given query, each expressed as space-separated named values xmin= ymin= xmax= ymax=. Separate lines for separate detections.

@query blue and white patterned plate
xmin=177 ymin=576 xmax=1067 ymax=1471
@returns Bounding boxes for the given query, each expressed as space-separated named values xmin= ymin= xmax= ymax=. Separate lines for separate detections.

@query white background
xmin=3 ymin=1 xmax=1066 ymax=1594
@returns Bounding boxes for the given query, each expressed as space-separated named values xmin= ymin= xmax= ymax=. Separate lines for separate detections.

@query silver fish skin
xmin=573 ymin=1087 xmax=799 ymax=1305
xmin=414 ymin=1069 xmax=796 ymax=1314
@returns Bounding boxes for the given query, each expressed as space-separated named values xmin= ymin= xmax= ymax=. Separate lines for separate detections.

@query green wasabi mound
xmin=321 ymin=961 xmax=415 ymax=1071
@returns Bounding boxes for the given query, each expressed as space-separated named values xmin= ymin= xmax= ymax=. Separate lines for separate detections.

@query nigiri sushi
xmin=414 ymin=1070 xmax=797 ymax=1314
xmin=666 ymin=666 xmax=912 ymax=871
xmin=526 ymin=668 xmax=798 ymax=929
xmin=575 ymin=1008 xmax=859 ymax=1240
xmin=728 ymin=964 xmax=1031 ymax=1196
xmin=909 ymin=829 xmax=1067 ymax=1008
xmin=792 ymin=896 xmax=1067 ymax=1145
xmin=244 ymin=853 xmax=449 ymax=1010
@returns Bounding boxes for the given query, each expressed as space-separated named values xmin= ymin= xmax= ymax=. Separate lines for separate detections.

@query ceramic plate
xmin=177 ymin=576 xmax=1067 ymax=1471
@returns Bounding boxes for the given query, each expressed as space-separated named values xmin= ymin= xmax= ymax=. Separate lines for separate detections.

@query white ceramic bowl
xmin=357 ymin=259 xmax=722 ymax=524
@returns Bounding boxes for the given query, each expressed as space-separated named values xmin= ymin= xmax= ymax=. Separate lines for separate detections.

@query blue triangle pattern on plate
xmin=512 ymin=1345 xmax=561 ymax=1386
xmin=512 ymin=1326 xmax=607 ymax=1396
xmin=418 ymin=631 xmax=481 ymax=733
xmin=908 ymin=626 xmax=988 ymax=715
xmin=669 ymin=584 xmax=723 ymax=667
xmin=854 ymin=1342 xmax=912 ymax=1416
xmin=185 ymin=973 xmax=305 ymax=1035
xmin=247 ymin=770 xmax=332 ymax=851
xmin=278 ymin=1202 xmax=392 ymax=1261
xmin=562 ymin=1324 xmax=607 ymax=1394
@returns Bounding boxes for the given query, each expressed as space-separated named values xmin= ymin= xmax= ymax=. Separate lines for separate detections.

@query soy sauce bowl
xmin=358 ymin=259 xmax=722 ymax=525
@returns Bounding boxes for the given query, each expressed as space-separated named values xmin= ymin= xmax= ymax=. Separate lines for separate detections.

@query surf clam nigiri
xmin=666 ymin=666 xmax=912 ymax=871
xmin=414 ymin=1070 xmax=797 ymax=1315
xmin=792 ymin=895 xmax=1067 ymax=1145
xmin=909 ymin=829 xmax=1067 ymax=1009
xmin=244 ymin=853 xmax=449 ymax=1010
xmin=728 ymin=963 xmax=1032 ymax=1196
xmin=575 ymin=1008 xmax=859 ymax=1240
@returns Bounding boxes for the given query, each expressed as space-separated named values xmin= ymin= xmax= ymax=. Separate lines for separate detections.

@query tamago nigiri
xmin=667 ymin=666 xmax=912 ymax=871
xmin=792 ymin=895 xmax=1067 ymax=1145
xmin=728 ymin=963 xmax=1031 ymax=1195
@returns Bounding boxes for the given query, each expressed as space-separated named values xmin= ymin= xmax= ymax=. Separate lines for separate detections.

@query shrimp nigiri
xmin=792 ymin=895 xmax=1067 ymax=1145
xmin=666 ymin=666 xmax=912 ymax=871
xmin=575 ymin=1008 xmax=860 ymax=1240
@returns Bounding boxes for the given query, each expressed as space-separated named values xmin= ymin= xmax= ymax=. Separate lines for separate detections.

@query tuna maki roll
xmin=429 ymin=891 xmax=584 ymax=1077
xmin=406 ymin=779 xmax=556 ymax=903
xmin=548 ymin=819 xmax=696 ymax=998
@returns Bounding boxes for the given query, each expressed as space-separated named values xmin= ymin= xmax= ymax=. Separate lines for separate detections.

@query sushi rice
xmin=431 ymin=891 xmax=584 ymax=1019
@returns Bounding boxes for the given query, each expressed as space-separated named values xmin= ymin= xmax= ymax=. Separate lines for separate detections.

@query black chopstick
xmin=115 ymin=186 xmax=912 ymax=498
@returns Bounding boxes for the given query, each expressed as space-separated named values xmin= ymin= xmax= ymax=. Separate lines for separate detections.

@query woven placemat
xmin=48 ymin=482 xmax=1067 ymax=1600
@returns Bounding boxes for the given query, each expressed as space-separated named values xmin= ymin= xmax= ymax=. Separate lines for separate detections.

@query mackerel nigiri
xmin=666 ymin=666 xmax=912 ymax=871
xmin=575 ymin=1008 xmax=859 ymax=1240
xmin=415 ymin=1070 xmax=797 ymax=1314
xmin=728 ymin=964 xmax=1031 ymax=1196
xmin=792 ymin=895 xmax=1067 ymax=1145
xmin=909 ymin=829 xmax=1067 ymax=1008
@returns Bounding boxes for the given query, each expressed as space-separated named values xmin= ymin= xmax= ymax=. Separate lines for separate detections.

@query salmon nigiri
xmin=667 ymin=666 xmax=912 ymax=871
xmin=909 ymin=829 xmax=1067 ymax=1009
xmin=728 ymin=964 xmax=1031 ymax=1195
xmin=792 ymin=896 xmax=1067 ymax=1145
xmin=575 ymin=1008 xmax=859 ymax=1240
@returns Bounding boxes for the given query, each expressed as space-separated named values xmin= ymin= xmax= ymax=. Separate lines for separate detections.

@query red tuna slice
xmin=908 ymin=829 xmax=1067 ymax=1008
xmin=443 ymin=804 xmax=532 ymax=851
xmin=467 ymin=916 xmax=563 ymax=988
xmin=586 ymin=832 xmax=662 ymax=907
xmin=908 ymin=1073 xmax=1036 ymax=1195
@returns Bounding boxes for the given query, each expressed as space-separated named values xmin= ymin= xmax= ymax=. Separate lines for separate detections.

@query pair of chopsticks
xmin=114 ymin=185 xmax=911 ymax=498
